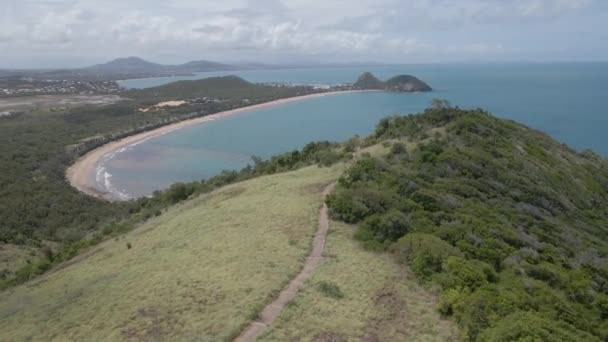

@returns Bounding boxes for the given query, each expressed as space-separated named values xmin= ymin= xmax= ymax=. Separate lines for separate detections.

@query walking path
xmin=235 ymin=182 xmax=335 ymax=341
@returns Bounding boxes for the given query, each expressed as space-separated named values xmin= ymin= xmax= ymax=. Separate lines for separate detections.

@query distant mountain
xmin=353 ymin=72 xmax=431 ymax=92
xmin=83 ymin=57 xmax=237 ymax=78
xmin=177 ymin=60 xmax=237 ymax=72
xmin=86 ymin=57 xmax=167 ymax=73
xmin=0 ymin=57 xmax=239 ymax=81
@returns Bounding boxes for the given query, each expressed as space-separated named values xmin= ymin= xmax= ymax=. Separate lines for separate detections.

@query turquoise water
xmin=106 ymin=63 xmax=608 ymax=198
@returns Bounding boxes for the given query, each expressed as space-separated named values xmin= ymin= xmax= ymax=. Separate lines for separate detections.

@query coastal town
xmin=0 ymin=79 xmax=121 ymax=97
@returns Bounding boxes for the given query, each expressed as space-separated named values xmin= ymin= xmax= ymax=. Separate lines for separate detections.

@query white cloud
xmin=0 ymin=0 xmax=605 ymax=67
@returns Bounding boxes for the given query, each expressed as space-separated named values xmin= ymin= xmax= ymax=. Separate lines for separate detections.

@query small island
xmin=353 ymin=72 xmax=432 ymax=92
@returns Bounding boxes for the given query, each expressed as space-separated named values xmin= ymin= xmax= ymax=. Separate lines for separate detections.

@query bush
xmin=390 ymin=142 xmax=408 ymax=156
xmin=478 ymin=311 xmax=598 ymax=342
xmin=361 ymin=209 xmax=410 ymax=242
xmin=315 ymin=150 xmax=342 ymax=167
xmin=326 ymin=191 xmax=371 ymax=223
xmin=317 ymin=281 xmax=344 ymax=299
xmin=327 ymin=187 xmax=395 ymax=223
xmin=436 ymin=256 xmax=488 ymax=291
xmin=393 ymin=233 xmax=460 ymax=279
xmin=596 ymin=295 xmax=608 ymax=319
xmin=165 ymin=182 xmax=196 ymax=203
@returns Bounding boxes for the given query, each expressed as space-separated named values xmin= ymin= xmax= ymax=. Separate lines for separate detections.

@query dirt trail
xmin=235 ymin=182 xmax=336 ymax=342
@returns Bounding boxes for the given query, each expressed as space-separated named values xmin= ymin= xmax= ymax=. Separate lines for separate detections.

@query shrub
xmin=326 ymin=190 xmax=371 ymax=223
xmin=410 ymin=190 xmax=443 ymax=212
xmin=436 ymin=256 xmax=488 ymax=291
xmin=390 ymin=141 xmax=407 ymax=156
xmin=165 ymin=182 xmax=196 ymax=203
xmin=393 ymin=233 xmax=460 ymax=279
xmin=317 ymin=281 xmax=344 ymax=299
xmin=478 ymin=311 xmax=598 ymax=342
xmin=327 ymin=187 xmax=395 ymax=223
xmin=361 ymin=209 xmax=410 ymax=242
xmin=315 ymin=150 xmax=342 ymax=167
xmin=595 ymin=295 xmax=608 ymax=320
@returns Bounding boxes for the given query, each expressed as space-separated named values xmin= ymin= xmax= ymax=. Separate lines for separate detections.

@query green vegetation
xmin=0 ymin=137 xmax=348 ymax=289
xmin=3 ymin=73 xmax=608 ymax=341
xmin=327 ymin=105 xmax=608 ymax=341
xmin=0 ymin=76 xmax=328 ymax=286
xmin=0 ymin=165 xmax=344 ymax=341
xmin=125 ymin=75 xmax=320 ymax=106
xmin=260 ymin=220 xmax=457 ymax=341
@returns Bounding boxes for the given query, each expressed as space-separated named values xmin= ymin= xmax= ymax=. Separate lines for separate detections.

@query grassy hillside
xmin=0 ymin=165 xmax=343 ymax=340
xmin=0 ymin=163 xmax=459 ymax=341
xmin=260 ymin=220 xmax=458 ymax=341
xmin=327 ymin=106 xmax=608 ymax=340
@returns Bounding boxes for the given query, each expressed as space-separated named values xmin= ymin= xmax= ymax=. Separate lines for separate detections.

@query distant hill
xmin=177 ymin=60 xmax=237 ymax=73
xmin=126 ymin=75 xmax=255 ymax=102
xmin=87 ymin=57 xmax=236 ymax=74
xmin=353 ymin=72 xmax=431 ymax=92
xmin=354 ymin=72 xmax=384 ymax=89
xmin=86 ymin=57 xmax=168 ymax=73
xmin=0 ymin=57 xmax=238 ymax=81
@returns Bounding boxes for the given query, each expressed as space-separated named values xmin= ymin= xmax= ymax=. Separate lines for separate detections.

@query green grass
xmin=0 ymin=165 xmax=343 ymax=341
xmin=260 ymin=220 xmax=458 ymax=341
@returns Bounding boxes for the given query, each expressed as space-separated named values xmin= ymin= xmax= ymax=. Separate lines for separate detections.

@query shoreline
xmin=66 ymin=90 xmax=376 ymax=201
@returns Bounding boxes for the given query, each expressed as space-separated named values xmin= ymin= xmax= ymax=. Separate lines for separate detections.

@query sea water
xmin=105 ymin=63 xmax=608 ymax=198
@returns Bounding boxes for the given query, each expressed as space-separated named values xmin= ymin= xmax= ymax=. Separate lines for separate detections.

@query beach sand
xmin=66 ymin=90 xmax=373 ymax=201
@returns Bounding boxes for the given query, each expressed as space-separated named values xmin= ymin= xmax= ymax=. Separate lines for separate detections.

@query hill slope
xmin=0 ymin=164 xmax=455 ymax=340
xmin=327 ymin=107 xmax=608 ymax=340
xmin=0 ymin=166 xmax=341 ymax=340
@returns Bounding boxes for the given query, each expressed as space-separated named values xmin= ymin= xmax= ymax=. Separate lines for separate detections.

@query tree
xmin=430 ymin=98 xmax=451 ymax=109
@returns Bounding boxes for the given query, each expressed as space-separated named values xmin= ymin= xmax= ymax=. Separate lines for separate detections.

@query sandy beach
xmin=66 ymin=90 xmax=373 ymax=201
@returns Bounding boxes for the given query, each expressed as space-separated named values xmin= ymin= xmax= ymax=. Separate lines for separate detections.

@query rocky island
xmin=353 ymin=72 xmax=432 ymax=92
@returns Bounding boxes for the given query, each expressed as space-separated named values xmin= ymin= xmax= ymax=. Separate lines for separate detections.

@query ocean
xmin=105 ymin=63 xmax=608 ymax=198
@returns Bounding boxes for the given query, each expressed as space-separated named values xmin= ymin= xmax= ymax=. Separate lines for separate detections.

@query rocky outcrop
xmin=353 ymin=72 xmax=432 ymax=92
xmin=353 ymin=72 xmax=385 ymax=90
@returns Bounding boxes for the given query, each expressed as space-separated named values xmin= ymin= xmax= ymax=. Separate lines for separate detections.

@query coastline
xmin=66 ymin=90 xmax=376 ymax=201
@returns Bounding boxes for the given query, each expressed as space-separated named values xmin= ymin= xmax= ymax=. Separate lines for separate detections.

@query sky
xmin=2 ymin=0 xmax=608 ymax=68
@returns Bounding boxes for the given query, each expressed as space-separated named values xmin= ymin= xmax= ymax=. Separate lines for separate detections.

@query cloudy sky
xmin=2 ymin=0 xmax=608 ymax=68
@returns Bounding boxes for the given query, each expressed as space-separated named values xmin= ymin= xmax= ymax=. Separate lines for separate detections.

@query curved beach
xmin=66 ymin=90 xmax=373 ymax=201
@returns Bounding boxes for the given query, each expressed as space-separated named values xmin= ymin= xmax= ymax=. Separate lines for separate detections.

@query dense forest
xmin=327 ymin=105 xmax=608 ymax=340
xmin=0 ymin=76 xmax=326 ymax=284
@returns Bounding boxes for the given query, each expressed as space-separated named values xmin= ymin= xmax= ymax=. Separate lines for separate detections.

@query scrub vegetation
xmin=327 ymin=104 xmax=608 ymax=341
